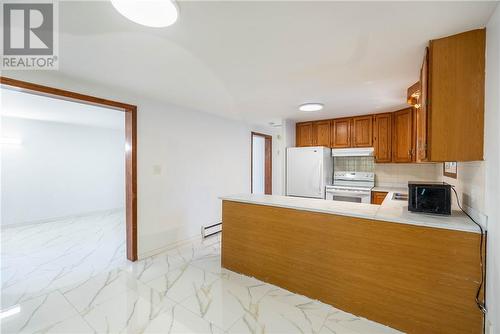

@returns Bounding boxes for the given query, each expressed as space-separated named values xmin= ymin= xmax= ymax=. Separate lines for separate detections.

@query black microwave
xmin=408 ymin=182 xmax=452 ymax=215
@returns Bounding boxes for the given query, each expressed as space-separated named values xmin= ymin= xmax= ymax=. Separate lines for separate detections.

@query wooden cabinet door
xmin=296 ymin=122 xmax=313 ymax=147
xmin=416 ymin=48 xmax=429 ymax=162
xmin=371 ymin=191 xmax=388 ymax=205
xmin=352 ymin=116 xmax=373 ymax=147
xmin=331 ymin=118 xmax=352 ymax=148
xmin=373 ymin=113 xmax=392 ymax=163
xmin=312 ymin=120 xmax=331 ymax=147
xmin=428 ymin=29 xmax=485 ymax=161
xmin=392 ymin=108 xmax=414 ymax=163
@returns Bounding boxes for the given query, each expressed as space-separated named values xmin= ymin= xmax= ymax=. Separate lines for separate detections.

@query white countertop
xmin=220 ymin=191 xmax=481 ymax=234
xmin=371 ymin=185 xmax=408 ymax=193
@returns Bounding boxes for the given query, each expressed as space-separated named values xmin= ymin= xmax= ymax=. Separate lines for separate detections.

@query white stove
xmin=326 ymin=172 xmax=374 ymax=203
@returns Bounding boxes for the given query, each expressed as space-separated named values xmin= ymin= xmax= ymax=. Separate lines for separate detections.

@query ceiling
xmin=5 ymin=1 xmax=497 ymax=125
xmin=1 ymin=88 xmax=125 ymax=130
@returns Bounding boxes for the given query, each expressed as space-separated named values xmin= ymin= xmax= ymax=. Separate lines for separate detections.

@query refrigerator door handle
xmin=318 ymin=161 xmax=323 ymax=194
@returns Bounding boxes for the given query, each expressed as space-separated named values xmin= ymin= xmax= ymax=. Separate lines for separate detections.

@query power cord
xmin=451 ymin=186 xmax=487 ymax=315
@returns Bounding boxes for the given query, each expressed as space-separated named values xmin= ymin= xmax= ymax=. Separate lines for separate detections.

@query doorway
xmin=251 ymin=132 xmax=272 ymax=195
xmin=0 ymin=76 xmax=137 ymax=261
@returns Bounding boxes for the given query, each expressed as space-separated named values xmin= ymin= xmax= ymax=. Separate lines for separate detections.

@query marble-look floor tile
xmin=2 ymin=224 xmax=403 ymax=334
xmin=334 ymin=317 xmax=403 ymax=334
xmin=179 ymin=270 xmax=286 ymax=331
xmin=122 ymin=252 xmax=190 ymax=283
xmin=31 ymin=315 xmax=95 ymax=334
xmin=82 ymin=289 xmax=175 ymax=333
xmin=61 ymin=269 xmax=137 ymax=314
xmin=190 ymin=255 xmax=223 ymax=275
xmin=142 ymin=304 xmax=224 ymax=334
xmin=145 ymin=264 xmax=220 ymax=303
xmin=1 ymin=211 xmax=126 ymax=309
xmin=0 ymin=291 xmax=77 ymax=334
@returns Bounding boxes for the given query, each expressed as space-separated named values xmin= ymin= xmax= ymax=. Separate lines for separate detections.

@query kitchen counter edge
xmin=220 ymin=194 xmax=481 ymax=234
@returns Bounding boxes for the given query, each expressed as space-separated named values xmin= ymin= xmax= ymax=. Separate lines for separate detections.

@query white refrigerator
xmin=286 ymin=146 xmax=333 ymax=199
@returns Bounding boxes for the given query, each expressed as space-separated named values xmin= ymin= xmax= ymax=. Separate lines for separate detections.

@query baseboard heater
xmin=201 ymin=221 xmax=222 ymax=239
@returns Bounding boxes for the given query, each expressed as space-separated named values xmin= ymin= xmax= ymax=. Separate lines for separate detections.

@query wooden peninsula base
xmin=221 ymin=200 xmax=484 ymax=334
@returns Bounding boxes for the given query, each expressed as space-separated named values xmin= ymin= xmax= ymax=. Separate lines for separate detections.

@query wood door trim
xmin=251 ymin=132 xmax=272 ymax=195
xmin=0 ymin=76 xmax=138 ymax=261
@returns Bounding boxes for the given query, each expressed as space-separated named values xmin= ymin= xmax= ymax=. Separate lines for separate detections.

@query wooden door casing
xmin=0 ymin=76 xmax=138 ymax=261
xmin=251 ymin=132 xmax=273 ymax=195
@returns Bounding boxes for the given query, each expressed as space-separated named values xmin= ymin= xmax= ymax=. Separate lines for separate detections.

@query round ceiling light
xmin=111 ymin=0 xmax=178 ymax=28
xmin=299 ymin=103 xmax=324 ymax=112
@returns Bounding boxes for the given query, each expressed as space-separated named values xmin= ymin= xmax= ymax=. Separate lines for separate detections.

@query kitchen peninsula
xmin=220 ymin=193 xmax=484 ymax=334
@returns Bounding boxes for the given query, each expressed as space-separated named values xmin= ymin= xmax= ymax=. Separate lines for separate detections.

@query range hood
xmin=331 ymin=147 xmax=374 ymax=157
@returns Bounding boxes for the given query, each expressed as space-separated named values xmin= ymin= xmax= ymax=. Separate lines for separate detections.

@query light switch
xmin=153 ymin=165 xmax=162 ymax=175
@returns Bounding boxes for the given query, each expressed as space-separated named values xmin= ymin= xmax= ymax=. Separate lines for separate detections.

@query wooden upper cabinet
xmin=352 ymin=116 xmax=373 ymax=147
xmin=373 ymin=113 xmax=392 ymax=163
xmin=296 ymin=122 xmax=313 ymax=147
xmin=428 ymin=29 xmax=485 ymax=161
xmin=392 ymin=108 xmax=414 ymax=163
xmin=416 ymin=48 xmax=429 ymax=162
xmin=312 ymin=120 xmax=331 ymax=147
xmin=331 ymin=118 xmax=352 ymax=148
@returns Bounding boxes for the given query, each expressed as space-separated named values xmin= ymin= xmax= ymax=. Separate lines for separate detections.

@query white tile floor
xmin=1 ymin=211 xmax=403 ymax=333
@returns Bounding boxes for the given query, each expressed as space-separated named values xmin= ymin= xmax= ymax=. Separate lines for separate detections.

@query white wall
xmin=137 ymin=98 xmax=258 ymax=255
xmin=484 ymin=4 xmax=500 ymax=332
xmin=281 ymin=119 xmax=296 ymax=195
xmin=2 ymin=71 xmax=280 ymax=257
xmin=1 ymin=117 xmax=125 ymax=226
xmin=441 ymin=161 xmax=486 ymax=214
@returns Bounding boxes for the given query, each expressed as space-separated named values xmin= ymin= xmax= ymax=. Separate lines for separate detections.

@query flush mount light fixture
xmin=299 ymin=103 xmax=324 ymax=112
xmin=111 ymin=0 xmax=178 ymax=28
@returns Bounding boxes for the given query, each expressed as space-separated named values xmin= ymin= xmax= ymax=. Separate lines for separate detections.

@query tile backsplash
xmin=334 ymin=158 xmax=444 ymax=189
xmin=374 ymin=163 xmax=441 ymax=187
xmin=334 ymin=157 xmax=374 ymax=173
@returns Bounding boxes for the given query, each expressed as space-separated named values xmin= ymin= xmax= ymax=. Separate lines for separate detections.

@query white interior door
xmin=252 ymin=135 xmax=265 ymax=194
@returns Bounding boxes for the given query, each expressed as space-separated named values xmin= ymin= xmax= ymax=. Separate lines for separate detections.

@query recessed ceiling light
xmin=111 ymin=0 xmax=178 ymax=28
xmin=299 ymin=103 xmax=324 ymax=112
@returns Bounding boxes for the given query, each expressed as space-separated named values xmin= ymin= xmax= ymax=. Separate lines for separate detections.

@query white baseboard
xmin=485 ymin=313 xmax=494 ymax=334
xmin=137 ymin=234 xmax=202 ymax=260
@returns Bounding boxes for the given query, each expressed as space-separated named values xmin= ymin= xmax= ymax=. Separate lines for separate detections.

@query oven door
xmin=326 ymin=188 xmax=371 ymax=204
